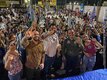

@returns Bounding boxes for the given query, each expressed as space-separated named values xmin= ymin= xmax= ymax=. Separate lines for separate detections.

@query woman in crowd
xmin=82 ymin=34 xmax=103 ymax=72
xmin=3 ymin=41 xmax=23 ymax=80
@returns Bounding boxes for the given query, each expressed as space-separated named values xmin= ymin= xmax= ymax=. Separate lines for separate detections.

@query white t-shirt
xmin=43 ymin=33 xmax=59 ymax=57
xmin=0 ymin=23 xmax=6 ymax=29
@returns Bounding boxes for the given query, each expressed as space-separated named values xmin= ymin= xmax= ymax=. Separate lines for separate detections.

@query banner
xmin=38 ymin=1 xmax=44 ymax=7
xmin=104 ymin=9 xmax=107 ymax=21
xmin=50 ymin=0 xmax=56 ymax=6
xmin=0 ymin=1 xmax=8 ymax=7
xmin=89 ymin=6 xmax=96 ymax=25
xmin=80 ymin=3 xmax=84 ymax=13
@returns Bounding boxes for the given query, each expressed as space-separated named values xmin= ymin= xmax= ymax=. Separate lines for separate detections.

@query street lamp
xmin=74 ymin=2 xmax=79 ymax=5
xmin=24 ymin=0 xmax=30 ymax=3
xmin=77 ymin=2 xmax=79 ymax=5
xmin=24 ymin=0 xmax=31 ymax=7
xmin=74 ymin=2 xmax=76 ymax=5
xmin=69 ymin=2 xmax=72 ymax=10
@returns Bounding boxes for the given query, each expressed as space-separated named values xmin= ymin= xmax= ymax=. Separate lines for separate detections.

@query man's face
xmin=9 ymin=41 xmax=17 ymax=50
xmin=33 ymin=31 xmax=40 ymax=41
xmin=68 ymin=30 xmax=75 ymax=39
xmin=53 ymin=26 xmax=57 ymax=32
xmin=50 ymin=26 xmax=57 ymax=33
xmin=82 ymin=34 xmax=89 ymax=41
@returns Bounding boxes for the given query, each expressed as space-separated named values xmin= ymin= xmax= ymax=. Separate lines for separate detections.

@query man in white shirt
xmin=43 ymin=24 xmax=59 ymax=78
xmin=0 ymin=17 xmax=7 ymax=29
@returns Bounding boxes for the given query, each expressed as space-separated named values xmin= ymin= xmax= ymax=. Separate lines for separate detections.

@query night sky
xmin=30 ymin=0 xmax=106 ymax=6
xmin=57 ymin=0 xmax=105 ymax=6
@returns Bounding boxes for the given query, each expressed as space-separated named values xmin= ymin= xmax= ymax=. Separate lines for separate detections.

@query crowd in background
xmin=0 ymin=7 xmax=107 ymax=80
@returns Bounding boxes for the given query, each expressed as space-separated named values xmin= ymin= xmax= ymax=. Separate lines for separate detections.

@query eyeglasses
xmin=10 ymin=43 xmax=16 ymax=46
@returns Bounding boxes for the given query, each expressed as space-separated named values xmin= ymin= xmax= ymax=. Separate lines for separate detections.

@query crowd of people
xmin=0 ymin=7 xmax=107 ymax=80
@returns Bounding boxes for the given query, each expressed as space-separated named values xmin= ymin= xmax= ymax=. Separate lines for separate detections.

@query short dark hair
xmin=0 ymin=17 xmax=2 ymax=22
xmin=80 ymin=32 xmax=85 ymax=36
xmin=49 ymin=23 xmax=56 ymax=28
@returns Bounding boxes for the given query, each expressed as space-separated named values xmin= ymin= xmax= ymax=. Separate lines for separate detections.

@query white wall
xmin=73 ymin=6 xmax=98 ymax=13
xmin=98 ymin=7 xmax=107 ymax=22
xmin=73 ymin=5 xmax=80 ymax=11
xmin=84 ymin=6 xmax=98 ymax=13
xmin=66 ymin=5 xmax=107 ymax=22
xmin=84 ymin=6 xmax=107 ymax=22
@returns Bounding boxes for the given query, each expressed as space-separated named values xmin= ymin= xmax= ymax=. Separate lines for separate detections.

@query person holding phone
xmin=82 ymin=34 xmax=103 ymax=72
xmin=3 ymin=41 xmax=23 ymax=80
xmin=21 ymin=31 xmax=45 ymax=80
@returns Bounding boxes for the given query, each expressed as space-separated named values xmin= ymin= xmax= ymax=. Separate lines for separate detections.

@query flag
xmin=90 ymin=6 xmax=96 ymax=23
xmin=27 ymin=3 xmax=36 ymax=27
xmin=91 ymin=6 xmax=96 ymax=19
xmin=80 ymin=3 xmax=84 ymax=13
xmin=27 ymin=4 xmax=32 ymax=19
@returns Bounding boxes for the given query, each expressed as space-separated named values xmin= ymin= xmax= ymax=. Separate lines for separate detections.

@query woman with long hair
xmin=4 ymin=41 xmax=22 ymax=80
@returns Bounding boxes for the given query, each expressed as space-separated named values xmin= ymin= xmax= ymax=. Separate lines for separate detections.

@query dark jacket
xmin=62 ymin=37 xmax=83 ymax=57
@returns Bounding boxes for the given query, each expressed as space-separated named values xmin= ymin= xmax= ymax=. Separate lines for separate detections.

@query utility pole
xmin=103 ymin=21 xmax=106 ymax=68
xmin=103 ymin=11 xmax=107 ymax=68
